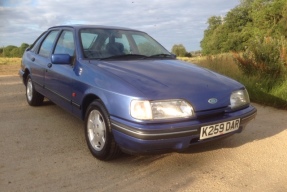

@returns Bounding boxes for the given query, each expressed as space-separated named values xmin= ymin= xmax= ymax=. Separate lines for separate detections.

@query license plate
xmin=200 ymin=119 xmax=240 ymax=140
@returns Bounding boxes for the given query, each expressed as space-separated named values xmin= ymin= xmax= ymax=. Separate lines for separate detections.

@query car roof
xmin=48 ymin=24 xmax=140 ymax=32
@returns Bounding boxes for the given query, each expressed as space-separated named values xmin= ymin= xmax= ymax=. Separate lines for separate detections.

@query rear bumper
xmin=18 ymin=69 xmax=25 ymax=84
xmin=111 ymin=105 xmax=257 ymax=154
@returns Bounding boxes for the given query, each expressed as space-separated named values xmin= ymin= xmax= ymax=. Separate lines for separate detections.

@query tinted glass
xmin=80 ymin=28 xmax=170 ymax=59
xmin=132 ymin=34 xmax=163 ymax=56
xmin=54 ymin=30 xmax=75 ymax=56
xmin=38 ymin=31 xmax=59 ymax=57
xmin=30 ymin=31 xmax=47 ymax=53
xmin=104 ymin=34 xmax=131 ymax=54
xmin=81 ymin=32 xmax=98 ymax=49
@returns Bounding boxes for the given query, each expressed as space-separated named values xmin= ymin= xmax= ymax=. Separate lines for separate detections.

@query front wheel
xmin=26 ymin=75 xmax=44 ymax=106
xmin=85 ymin=100 xmax=121 ymax=160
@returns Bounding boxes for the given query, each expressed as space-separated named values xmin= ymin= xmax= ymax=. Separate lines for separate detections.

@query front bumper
xmin=111 ymin=105 xmax=257 ymax=154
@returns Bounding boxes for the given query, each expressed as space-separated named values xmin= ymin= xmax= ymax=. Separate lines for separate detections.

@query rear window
xmin=29 ymin=31 xmax=47 ymax=53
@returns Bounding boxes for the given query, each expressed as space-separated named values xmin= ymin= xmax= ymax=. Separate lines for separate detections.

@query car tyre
xmin=26 ymin=75 xmax=44 ymax=106
xmin=85 ymin=100 xmax=121 ymax=160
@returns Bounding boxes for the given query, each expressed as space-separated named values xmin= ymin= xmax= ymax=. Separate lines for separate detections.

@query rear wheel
xmin=85 ymin=100 xmax=121 ymax=160
xmin=26 ymin=75 xmax=44 ymax=106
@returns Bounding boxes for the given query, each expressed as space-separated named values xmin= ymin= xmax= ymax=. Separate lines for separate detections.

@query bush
xmin=233 ymin=37 xmax=287 ymax=90
xmin=184 ymin=52 xmax=192 ymax=57
xmin=171 ymin=44 xmax=187 ymax=57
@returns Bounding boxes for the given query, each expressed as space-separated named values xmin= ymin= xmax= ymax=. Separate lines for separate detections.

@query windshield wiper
xmin=100 ymin=54 xmax=147 ymax=60
xmin=147 ymin=53 xmax=175 ymax=58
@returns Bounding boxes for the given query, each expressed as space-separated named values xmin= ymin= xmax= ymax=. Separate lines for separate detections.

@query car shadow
xmin=42 ymin=99 xmax=55 ymax=106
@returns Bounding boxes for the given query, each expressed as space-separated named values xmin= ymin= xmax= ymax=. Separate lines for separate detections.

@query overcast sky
xmin=0 ymin=0 xmax=240 ymax=51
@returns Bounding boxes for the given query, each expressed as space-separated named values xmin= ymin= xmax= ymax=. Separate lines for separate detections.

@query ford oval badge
xmin=208 ymin=98 xmax=218 ymax=104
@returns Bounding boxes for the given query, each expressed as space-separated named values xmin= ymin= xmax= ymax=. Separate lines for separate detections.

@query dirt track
xmin=0 ymin=75 xmax=287 ymax=192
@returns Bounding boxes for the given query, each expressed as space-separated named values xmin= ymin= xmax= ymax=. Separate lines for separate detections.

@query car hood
xmin=95 ymin=59 xmax=243 ymax=111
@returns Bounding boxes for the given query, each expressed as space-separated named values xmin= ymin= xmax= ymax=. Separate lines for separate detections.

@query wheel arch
xmin=81 ymin=94 xmax=102 ymax=120
xmin=23 ymin=68 xmax=30 ymax=86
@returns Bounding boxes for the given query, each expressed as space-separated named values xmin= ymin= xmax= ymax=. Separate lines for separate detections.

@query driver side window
xmin=54 ymin=30 xmax=75 ymax=56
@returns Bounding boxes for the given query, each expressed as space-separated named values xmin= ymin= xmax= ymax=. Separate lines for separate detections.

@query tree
xmin=185 ymin=52 xmax=192 ymax=57
xmin=3 ymin=45 xmax=18 ymax=57
xmin=200 ymin=16 xmax=223 ymax=55
xmin=20 ymin=43 xmax=29 ymax=53
xmin=171 ymin=44 xmax=187 ymax=57
xmin=201 ymin=0 xmax=287 ymax=55
xmin=277 ymin=2 xmax=287 ymax=37
xmin=1 ymin=43 xmax=30 ymax=57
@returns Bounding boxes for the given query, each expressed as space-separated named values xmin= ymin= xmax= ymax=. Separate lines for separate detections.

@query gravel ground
xmin=0 ymin=75 xmax=286 ymax=192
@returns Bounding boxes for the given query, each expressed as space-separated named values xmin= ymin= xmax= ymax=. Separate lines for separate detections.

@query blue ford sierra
xmin=19 ymin=25 xmax=257 ymax=160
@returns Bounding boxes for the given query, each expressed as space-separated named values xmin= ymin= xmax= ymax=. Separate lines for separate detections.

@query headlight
xmin=130 ymin=100 xmax=152 ymax=120
xmin=229 ymin=89 xmax=250 ymax=110
xmin=131 ymin=99 xmax=194 ymax=120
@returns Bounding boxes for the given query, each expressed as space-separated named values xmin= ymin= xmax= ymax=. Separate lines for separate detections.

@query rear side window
xmin=54 ymin=30 xmax=75 ymax=56
xmin=30 ymin=31 xmax=47 ymax=53
xmin=38 ymin=31 xmax=59 ymax=57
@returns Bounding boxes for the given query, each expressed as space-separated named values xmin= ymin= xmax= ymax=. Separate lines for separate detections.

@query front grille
xmin=196 ymin=107 xmax=227 ymax=120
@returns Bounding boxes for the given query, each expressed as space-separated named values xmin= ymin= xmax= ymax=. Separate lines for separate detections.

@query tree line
xmin=171 ymin=44 xmax=201 ymax=57
xmin=0 ymin=43 xmax=29 ymax=58
xmin=200 ymin=0 xmax=287 ymax=55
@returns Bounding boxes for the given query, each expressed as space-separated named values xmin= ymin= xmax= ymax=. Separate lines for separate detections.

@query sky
xmin=0 ymin=0 xmax=240 ymax=51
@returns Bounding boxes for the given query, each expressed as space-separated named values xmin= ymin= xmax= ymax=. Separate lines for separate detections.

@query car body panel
xmin=44 ymin=63 xmax=74 ymax=111
xmin=95 ymin=59 xmax=242 ymax=112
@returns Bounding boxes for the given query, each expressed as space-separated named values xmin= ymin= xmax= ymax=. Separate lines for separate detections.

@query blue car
xmin=19 ymin=25 xmax=257 ymax=160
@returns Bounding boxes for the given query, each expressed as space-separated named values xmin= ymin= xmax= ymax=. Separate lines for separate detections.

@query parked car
xmin=19 ymin=25 xmax=257 ymax=160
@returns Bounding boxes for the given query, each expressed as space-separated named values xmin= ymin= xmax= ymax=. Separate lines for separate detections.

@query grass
xmin=179 ymin=54 xmax=287 ymax=110
xmin=0 ymin=57 xmax=21 ymax=65
xmin=0 ymin=57 xmax=22 ymax=76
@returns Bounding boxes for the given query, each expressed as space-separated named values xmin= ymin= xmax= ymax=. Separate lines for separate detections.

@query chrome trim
xmin=111 ymin=121 xmax=198 ymax=140
xmin=112 ymin=106 xmax=257 ymax=140
xmin=45 ymin=87 xmax=81 ymax=109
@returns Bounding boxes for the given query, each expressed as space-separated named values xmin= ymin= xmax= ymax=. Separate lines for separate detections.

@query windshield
xmin=80 ymin=28 xmax=172 ymax=59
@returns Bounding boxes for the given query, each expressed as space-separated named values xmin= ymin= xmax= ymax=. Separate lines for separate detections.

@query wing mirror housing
xmin=51 ymin=54 xmax=72 ymax=64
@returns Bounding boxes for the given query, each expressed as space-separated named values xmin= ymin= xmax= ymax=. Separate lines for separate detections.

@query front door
xmin=44 ymin=30 xmax=76 ymax=111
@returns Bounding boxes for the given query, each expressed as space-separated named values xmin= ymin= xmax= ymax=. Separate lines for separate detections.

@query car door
xmin=29 ymin=30 xmax=59 ymax=93
xmin=44 ymin=30 xmax=76 ymax=112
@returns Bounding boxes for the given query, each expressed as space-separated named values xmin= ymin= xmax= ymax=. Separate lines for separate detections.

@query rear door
xmin=28 ymin=30 xmax=59 ymax=93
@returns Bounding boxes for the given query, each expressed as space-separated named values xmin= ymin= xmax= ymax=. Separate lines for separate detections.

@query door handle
xmin=47 ymin=63 xmax=52 ymax=68
xmin=31 ymin=57 xmax=35 ymax=62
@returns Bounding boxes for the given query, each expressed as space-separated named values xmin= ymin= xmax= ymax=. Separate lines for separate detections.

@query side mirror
xmin=51 ymin=54 xmax=71 ymax=64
